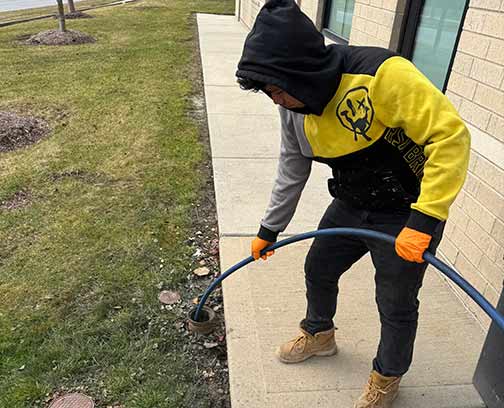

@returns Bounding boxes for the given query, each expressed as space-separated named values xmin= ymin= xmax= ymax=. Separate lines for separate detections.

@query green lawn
xmin=0 ymin=0 xmax=234 ymax=406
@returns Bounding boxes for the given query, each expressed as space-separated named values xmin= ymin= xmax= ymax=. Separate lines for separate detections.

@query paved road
xmin=0 ymin=0 xmax=81 ymax=12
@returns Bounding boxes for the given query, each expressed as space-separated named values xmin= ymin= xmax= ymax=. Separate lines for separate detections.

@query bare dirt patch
xmin=0 ymin=190 xmax=31 ymax=211
xmin=0 ymin=111 xmax=51 ymax=153
xmin=25 ymin=29 xmax=96 ymax=46
xmin=63 ymin=12 xmax=94 ymax=19
xmin=50 ymin=169 xmax=103 ymax=183
xmin=0 ymin=102 xmax=69 ymax=125
xmin=134 ymin=6 xmax=163 ymax=10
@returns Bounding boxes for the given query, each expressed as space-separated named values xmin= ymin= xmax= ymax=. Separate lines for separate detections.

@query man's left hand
xmin=395 ymin=227 xmax=432 ymax=263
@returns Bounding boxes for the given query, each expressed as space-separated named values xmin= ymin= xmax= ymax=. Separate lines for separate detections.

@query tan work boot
xmin=276 ymin=327 xmax=337 ymax=364
xmin=354 ymin=370 xmax=401 ymax=408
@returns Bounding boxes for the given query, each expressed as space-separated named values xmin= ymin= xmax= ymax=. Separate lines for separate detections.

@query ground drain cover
xmin=49 ymin=393 xmax=94 ymax=408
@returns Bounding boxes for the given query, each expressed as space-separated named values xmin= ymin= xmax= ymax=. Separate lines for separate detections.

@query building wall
xmin=297 ymin=0 xmax=320 ymax=23
xmin=440 ymin=0 xmax=504 ymax=329
xmin=236 ymin=0 xmax=504 ymax=329
xmin=349 ymin=0 xmax=400 ymax=48
xmin=238 ymin=0 xmax=265 ymax=29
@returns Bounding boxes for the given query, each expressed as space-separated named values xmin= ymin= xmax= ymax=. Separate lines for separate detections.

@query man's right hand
xmin=251 ymin=237 xmax=275 ymax=260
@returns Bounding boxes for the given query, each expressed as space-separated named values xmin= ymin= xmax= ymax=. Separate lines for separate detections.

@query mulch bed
xmin=0 ymin=111 xmax=51 ymax=153
xmin=24 ymin=29 xmax=96 ymax=46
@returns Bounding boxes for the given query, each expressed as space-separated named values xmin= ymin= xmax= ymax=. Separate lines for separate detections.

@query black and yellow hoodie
xmin=236 ymin=0 xmax=470 ymax=242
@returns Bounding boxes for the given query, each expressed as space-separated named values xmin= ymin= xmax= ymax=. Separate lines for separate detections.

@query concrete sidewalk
xmin=197 ymin=13 xmax=487 ymax=408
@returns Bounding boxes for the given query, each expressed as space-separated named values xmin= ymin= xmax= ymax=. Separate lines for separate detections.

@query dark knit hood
xmin=236 ymin=0 xmax=344 ymax=116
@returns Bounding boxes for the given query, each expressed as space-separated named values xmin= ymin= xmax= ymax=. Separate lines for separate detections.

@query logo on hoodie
xmin=336 ymin=87 xmax=374 ymax=142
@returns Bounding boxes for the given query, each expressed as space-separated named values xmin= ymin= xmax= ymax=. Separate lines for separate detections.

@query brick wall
xmin=349 ymin=0 xmax=399 ymax=47
xmin=298 ymin=0 xmax=320 ymax=23
xmin=239 ymin=0 xmax=319 ymax=29
xmin=442 ymin=0 xmax=504 ymax=329
xmin=238 ymin=0 xmax=265 ymax=29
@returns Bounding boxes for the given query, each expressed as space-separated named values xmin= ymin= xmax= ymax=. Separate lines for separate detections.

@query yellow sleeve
xmin=370 ymin=56 xmax=470 ymax=230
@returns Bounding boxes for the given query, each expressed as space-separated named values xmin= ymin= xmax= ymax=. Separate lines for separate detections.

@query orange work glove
xmin=251 ymin=237 xmax=274 ymax=261
xmin=395 ymin=227 xmax=432 ymax=263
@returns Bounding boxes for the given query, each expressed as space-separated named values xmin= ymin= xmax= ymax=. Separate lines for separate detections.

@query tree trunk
xmin=56 ymin=0 xmax=66 ymax=32
xmin=67 ymin=0 xmax=76 ymax=13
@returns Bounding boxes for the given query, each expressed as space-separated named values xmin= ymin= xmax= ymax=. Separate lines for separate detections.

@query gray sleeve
xmin=261 ymin=109 xmax=312 ymax=234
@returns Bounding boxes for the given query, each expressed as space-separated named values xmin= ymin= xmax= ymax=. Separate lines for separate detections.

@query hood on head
xmin=236 ymin=0 xmax=343 ymax=116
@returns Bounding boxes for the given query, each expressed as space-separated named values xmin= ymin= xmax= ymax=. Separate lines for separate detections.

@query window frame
xmin=322 ymin=0 xmax=355 ymax=44
xmin=398 ymin=0 xmax=470 ymax=93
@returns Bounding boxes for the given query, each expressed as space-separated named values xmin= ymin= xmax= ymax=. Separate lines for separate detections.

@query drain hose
xmin=194 ymin=227 xmax=504 ymax=332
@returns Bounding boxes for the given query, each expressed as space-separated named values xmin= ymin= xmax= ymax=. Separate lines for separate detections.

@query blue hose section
xmin=194 ymin=227 xmax=504 ymax=333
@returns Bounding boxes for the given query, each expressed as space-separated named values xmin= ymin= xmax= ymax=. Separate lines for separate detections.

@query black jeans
xmin=301 ymin=199 xmax=444 ymax=377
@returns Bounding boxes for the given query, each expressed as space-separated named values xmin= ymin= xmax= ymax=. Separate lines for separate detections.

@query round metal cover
xmin=49 ymin=393 xmax=94 ymax=408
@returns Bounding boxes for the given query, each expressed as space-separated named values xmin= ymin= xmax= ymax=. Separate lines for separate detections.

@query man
xmin=235 ymin=1 xmax=470 ymax=407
